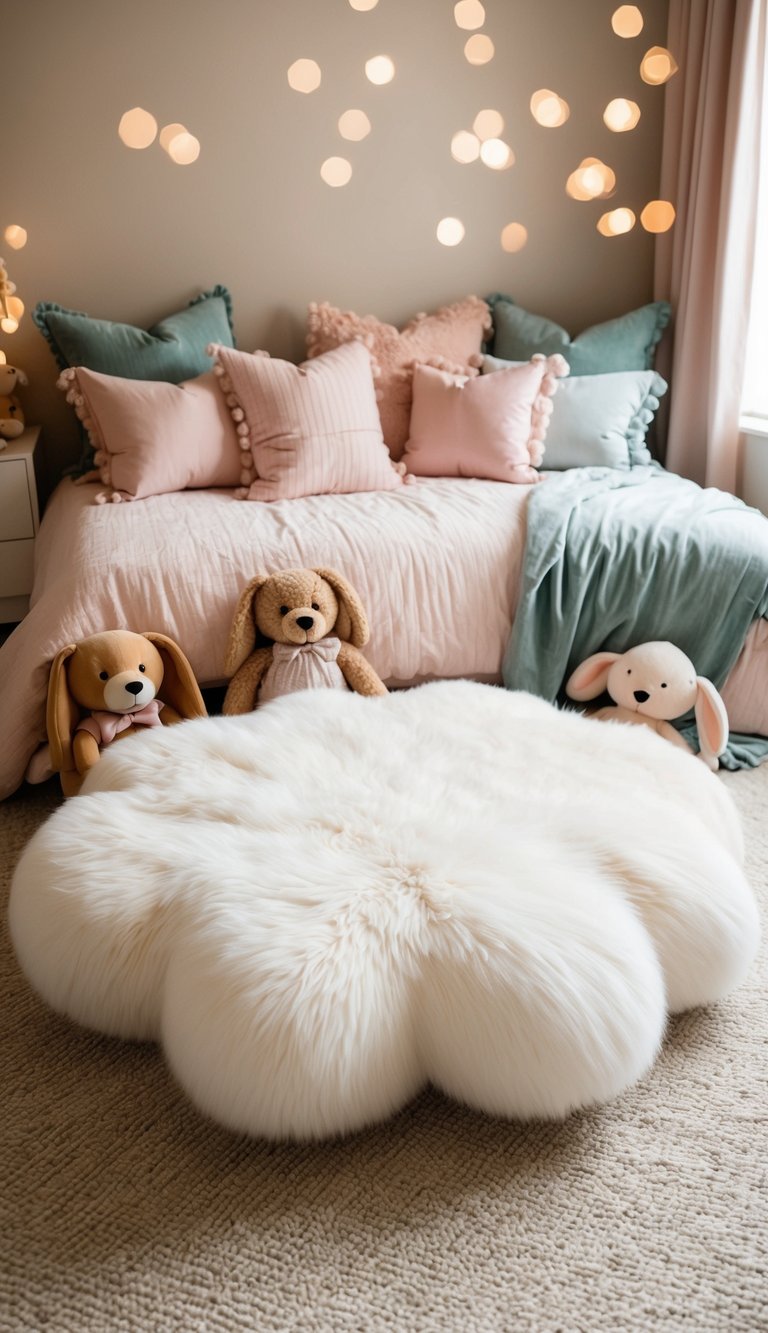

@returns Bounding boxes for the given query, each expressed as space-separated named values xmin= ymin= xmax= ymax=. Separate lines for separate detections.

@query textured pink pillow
xmin=211 ymin=341 xmax=404 ymax=501
xmin=401 ymin=355 xmax=569 ymax=483
xmin=306 ymin=296 xmax=492 ymax=459
xmin=58 ymin=367 xmax=250 ymax=502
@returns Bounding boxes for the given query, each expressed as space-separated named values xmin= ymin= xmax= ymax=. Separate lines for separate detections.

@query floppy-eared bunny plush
xmin=28 ymin=629 xmax=207 ymax=796
xmin=223 ymin=567 xmax=387 ymax=715
xmin=566 ymin=640 xmax=729 ymax=770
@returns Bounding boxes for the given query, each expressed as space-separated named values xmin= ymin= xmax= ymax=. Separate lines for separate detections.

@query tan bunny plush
xmin=565 ymin=640 xmax=729 ymax=770
xmin=223 ymin=567 xmax=387 ymax=715
xmin=27 ymin=629 xmax=207 ymax=796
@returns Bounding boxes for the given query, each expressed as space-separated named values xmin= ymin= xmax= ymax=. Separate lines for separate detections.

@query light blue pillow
xmin=482 ymin=354 xmax=667 ymax=469
xmin=485 ymin=294 xmax=670 ymax=377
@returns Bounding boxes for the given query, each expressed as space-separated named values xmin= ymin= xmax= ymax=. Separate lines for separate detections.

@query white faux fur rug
xmin=9 ymin=683 xmax=759 ymax=1142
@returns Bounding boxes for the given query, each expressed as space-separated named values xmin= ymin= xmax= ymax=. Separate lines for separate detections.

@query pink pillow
xmin=58 ymin=367 xmax=250 ymax=502
xmin=306 ymin=296 xmax=492 ymax=459
xmin=211 ymin=341 xmax=404 ymax=501
xmin=401 ymin=355 xmax=569 ymax=483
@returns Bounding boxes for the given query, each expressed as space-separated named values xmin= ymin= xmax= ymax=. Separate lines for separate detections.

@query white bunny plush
xmin=566 ymin=640 xmax=729 ymax=771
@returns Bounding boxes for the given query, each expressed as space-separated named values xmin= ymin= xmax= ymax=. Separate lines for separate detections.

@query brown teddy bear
xmin=223 ymin=567 xmax=387 ymax=715
xmin=30 ymin=629 xmax=207 ymax=796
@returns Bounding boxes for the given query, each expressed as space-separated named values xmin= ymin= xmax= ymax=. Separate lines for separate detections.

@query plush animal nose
xmin=633 ymin=689 xmax=650 ymax=703
xmin=296 ymin=616 xmax=314 ymax=630
xmin=124 ymin=681 xmax=144 ymax=696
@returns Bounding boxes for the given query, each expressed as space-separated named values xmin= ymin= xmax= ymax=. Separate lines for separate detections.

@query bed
xmin=1 ymin=467 xmax=767 ymax=801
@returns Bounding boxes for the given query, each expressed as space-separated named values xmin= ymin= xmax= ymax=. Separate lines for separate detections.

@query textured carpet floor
xmin=1 ymin=766 xmax=766 ymax=1333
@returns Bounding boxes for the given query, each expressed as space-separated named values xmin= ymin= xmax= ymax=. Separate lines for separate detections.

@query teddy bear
xmin=565 ymin=640 xmax=729 ymax=770
xmin=0 ymin=362 xmax=27 ymax=443
xmin=26 ymin=629 xmax=208 ymax=796
xmin=223 ymin=567 xmax=388 ymax=714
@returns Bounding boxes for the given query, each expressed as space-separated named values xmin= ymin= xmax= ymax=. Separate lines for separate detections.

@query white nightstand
xmin=0 ymin=425 xmax=42 ymax=623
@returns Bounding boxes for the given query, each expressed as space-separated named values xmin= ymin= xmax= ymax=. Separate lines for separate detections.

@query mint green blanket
xmin=502 ymin=466 xmax=768 ymax=769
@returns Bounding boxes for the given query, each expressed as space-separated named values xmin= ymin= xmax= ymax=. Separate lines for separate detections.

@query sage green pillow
xmin=486 ymin=293 xmax=670 ymax=377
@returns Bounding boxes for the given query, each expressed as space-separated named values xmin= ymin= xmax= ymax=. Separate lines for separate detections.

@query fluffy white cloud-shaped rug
xmin=10 ymin=683 xmax=759 ymax=1141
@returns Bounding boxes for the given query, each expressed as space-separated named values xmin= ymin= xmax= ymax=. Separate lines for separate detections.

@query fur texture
xmin=9 ymin=683 xmax=758 ymax=1141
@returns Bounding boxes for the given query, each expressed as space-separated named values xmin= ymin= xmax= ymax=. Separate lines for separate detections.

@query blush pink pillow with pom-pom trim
xmin=210 ymin=341 xmax=404 ymax=502
xmin=57 ymin=367 xmax=250 ymax=503
xmin=401 ymin=355 xmax=569 ymax=483
xmin=306 ymin=296 xmax=492 ymax=460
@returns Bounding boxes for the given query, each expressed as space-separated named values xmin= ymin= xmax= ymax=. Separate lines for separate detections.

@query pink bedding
xmin=1 ymin=476 xmax=765 ymax=800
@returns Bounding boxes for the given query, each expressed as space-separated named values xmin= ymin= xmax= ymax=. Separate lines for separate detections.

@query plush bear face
xmin=606 ymin=642 xmax=697 ymax=721
xmin=66 ymin=632 xmax=165 ymax=714
xmin=254 ymin=571 xmax=339 ymax=646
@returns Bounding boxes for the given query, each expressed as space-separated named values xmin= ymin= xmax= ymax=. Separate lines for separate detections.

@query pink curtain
xmin=655 ymin=0 xmax=766 ymax=491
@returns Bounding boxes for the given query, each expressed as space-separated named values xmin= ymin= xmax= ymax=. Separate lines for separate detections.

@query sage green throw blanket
xmin=502 ymin=466 xmax=768 ymax=769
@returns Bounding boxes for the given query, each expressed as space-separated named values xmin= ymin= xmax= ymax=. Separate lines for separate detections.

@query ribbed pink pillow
xmin=211 ymin=341 xmax=404 ymax=501
xmin=401 ymin=355 xmax=569 ymax=482
xmin=306 ymin=296 xmax=492 ymax=459
xmin=58 ymin=367 xmax=250 ymax=503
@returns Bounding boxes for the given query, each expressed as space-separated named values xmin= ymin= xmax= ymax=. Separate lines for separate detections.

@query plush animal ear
xmin=225 ymin=575 xmax=270 ymax=676
xmin=46 ymin=644 xmax=79 ymax=775
xmin=15 ymin=368 xmax=29 ymax=387
xmin=141 ymin=632 xmax=207 ymax=720
xmin=312 ymin=567 xmax=369 ymax=647
xmin=694 ymin=677 xmax=728 ymax=768
xmin=565 ymin=651 xmax=621 ymax=702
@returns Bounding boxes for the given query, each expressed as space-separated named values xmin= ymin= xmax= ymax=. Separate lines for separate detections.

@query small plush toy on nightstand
xmin=223 ymin=566 xmax=388 ymax=714
xmin=566 ymin=640 xmax=729 ymax=770
xmin=0 ymin=361 xmax=28 ymax=444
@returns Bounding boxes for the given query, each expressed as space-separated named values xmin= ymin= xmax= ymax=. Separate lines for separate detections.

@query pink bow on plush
xmin=76 ymin=699 xmax=165 ymax=746
xmin=271 ymin=639 xmax=341 ymax=666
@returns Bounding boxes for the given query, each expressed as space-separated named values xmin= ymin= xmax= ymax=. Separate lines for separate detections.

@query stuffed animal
xmin=223 ymin=567 xmax=388 ymax=714
xmin=566 ymin=640 xmax=729 ymax=770
xmin=0 ymin=362 xmax=27 ymax=443
xmin=27 ymin=629 xmax=208 ymax=796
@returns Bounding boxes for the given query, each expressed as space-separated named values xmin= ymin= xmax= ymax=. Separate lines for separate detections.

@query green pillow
xmin=35 ymin=286 xmax=236 ymax=475
xmin=485 ymin=293 xmax=670 ymax=377
xmin=482 ymin=355 xmax=667 ymax=469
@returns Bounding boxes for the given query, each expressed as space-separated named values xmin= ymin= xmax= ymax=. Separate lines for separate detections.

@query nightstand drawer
xmin=0 ymin=538 xmax=34 ymax=597
xmin=0 ymin=458 xmax=35 ymax=539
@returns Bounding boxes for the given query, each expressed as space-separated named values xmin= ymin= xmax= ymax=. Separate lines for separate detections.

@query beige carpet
xmin=2 ymin=768 xmax=766 ymax=1333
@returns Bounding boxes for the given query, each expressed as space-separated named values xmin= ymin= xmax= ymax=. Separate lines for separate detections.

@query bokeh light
xmin=480 ymin=138 xmax=514 ymax=170
xmin=501 ymin=223 xmax=528 ymax=253
xmin=597 ymin=208 xmax=636 ymax=236
xmin=349 ymin=0 xmax=379 ymax=9
xmin=436 ymin=217 xmax=465 ymax=246
xmin=566 ymin=158 xmax=616 ymax=200
xmin=451 ymin=130 xmax=481 ymax=163
xmin=6 ymin=296 xmax=24 ymax=319
xmin=640 ymin=46 xmax=678 ymax=84
xmin=118 ymin=107 xmax=158 ymax=149
xmin=321 ymin=157 xmax=353 ymax=187
xmin=365 ymin=55 xmax=395 ymax=84
xmin=4 ymin=225 xmax=27 ymax=250
xmin=603 ymin=98 xmax=641 ymax=131
xmin=640 ymin=200 xmax=676 ymax=232
xmin=167 ymin=132 xmax=200 ymax=165
xmin=0 ymin=316 xmax=19 ymax=334
xmin=611 ymin=6 xmax=644 ymax=37
xmin=530 ymin=90 xmax=570 ymax=128
xmin=287 ymin=59 xmax=322 ymax=93
xmin=473 ymin=108 xmax=504 ymax=140
xmin=338 ymin=109 xmax=371 ymax=141
xmin=160 ymin=123 xmax=187 ymax=152
xmin=454 ymin=0 xmax=485 ymax=29
xmin=464 ymin=34 xmax=495 ymax=64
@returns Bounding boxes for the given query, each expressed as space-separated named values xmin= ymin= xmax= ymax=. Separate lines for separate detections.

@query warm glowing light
xmin=473 ymin=108 xmax=504 ymax=140
xmin=338 ymin=109 xmax=371 ymax=141
xmin=4 ymin=225 xmax=27 ymax=250
xmin=479 ymin=138 xmax=514 ymax=170
xmin=118 ymin=107 xmax=158 ymax=149
xmin=436 ymin=217 xmax=465 ymax=246
xmin=640 ymin=46 xmax=678 ymax=85
xmin=464 ymin=34 xmax=494 ymax=64
xmin=167 ymin=132 xmax=200 ymax=165
xmin=0 ymin=317 xmax=19 ymax=334
xmin=501 ymin=223 xmax=528 ymax=253
xmin=611 ymin=5 xmax=644 ymax=37
xmin=160 ymin=123 xmax=187 ymax=152
xmin=530 ymin=89 xmax=570 ymax=128
xmin=597 ymin=207 xmax=636 ymax=236
xmin=603 ymin=98 xmax=641 ymax=131
xmin=0 ymin=350 xmax=6 ymax=365
xmin=454 ymin=0 xmax=485 ymax=29
xmin=365 ymin=55 xmax=395 ymax=84
xmin=287 ymin=58 xmax=322 ymax=93
xmin=451 ymin=130 xmax=481 ymax=163
xmin=6 ymin=296 xmax=24 ymax=320
xmin=566 ymin=158 xmax=616 ymax=200
xmin=640 ymin=199 xmax=676 ymax=232
xmin=349 ymin=0 xmax=379 ymax=8
xmin=321 ymin=157 xmax=353 ymax=187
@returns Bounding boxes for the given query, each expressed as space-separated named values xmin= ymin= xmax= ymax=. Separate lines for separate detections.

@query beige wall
xmin=4 ymin=0 xmax=669 ymax=497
